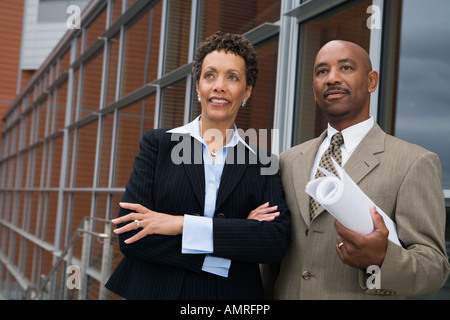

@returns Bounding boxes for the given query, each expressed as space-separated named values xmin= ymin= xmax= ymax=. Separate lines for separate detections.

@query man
xmin=264 ymin=40 xmax=449 ymax=299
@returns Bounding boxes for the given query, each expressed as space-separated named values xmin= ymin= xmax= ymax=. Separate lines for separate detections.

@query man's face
xmin=313 ymin=41 xmax=378 ymax=128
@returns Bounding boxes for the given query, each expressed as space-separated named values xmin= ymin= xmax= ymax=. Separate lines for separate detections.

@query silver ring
xmin=338 ymin=242 xmax=344 ymax=249
xmin=134 ymin=219 xmax=140 ymax=228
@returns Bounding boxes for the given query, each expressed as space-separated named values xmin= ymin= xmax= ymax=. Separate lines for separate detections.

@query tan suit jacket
xmin=265 ymin=123 xmax=449 ymax=299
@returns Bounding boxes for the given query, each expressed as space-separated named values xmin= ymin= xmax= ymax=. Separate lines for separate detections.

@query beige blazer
xmin=264 ymin=123 xmax=449 ymax=299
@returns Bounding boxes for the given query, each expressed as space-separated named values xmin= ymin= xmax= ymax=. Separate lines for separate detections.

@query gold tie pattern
xmin=309 ymin=132 xmax=344 ymax=220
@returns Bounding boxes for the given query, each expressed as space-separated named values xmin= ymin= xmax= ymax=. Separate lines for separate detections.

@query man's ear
xmin=368 ymin=70 xmax=379 ymax=94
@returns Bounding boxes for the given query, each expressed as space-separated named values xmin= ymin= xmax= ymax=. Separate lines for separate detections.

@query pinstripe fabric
xmin=105 ymin=129 xmax=291 ymax=299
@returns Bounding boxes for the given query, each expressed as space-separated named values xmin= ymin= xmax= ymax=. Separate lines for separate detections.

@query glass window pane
xmin=85 ymin=6 xmax=107 ymax=49
xmin=74 ymin=121 xmax=98 ymax=187
xmin=37 ymin=100 xmax=49 ymax=141
xmin=105 ymin=33 xmax=120 ymax=106
xmin=80 ymin=50 xmax=104 ymax=118
xmin=294 ymin=0 xmax=372 ymax=145
xmin=111 ymin=0 xmax=124 ymax=24
xmin=72 ymin=69 xmax=80 ymax=123
xmin=147 ymin=2 xmax=162 ymax=83
xmin=164 ymin=0 xmax=191 ymax=74
xmin=122 ymin=2 xmax=162 ymax=97
xmin=49 ymin=137 xmax=63 ymax=188
xmin=197 ymin=0 xmax=281 ymax=39
xmin=29 ymin=192 xmax=40 ymax=236
xmin=59 ymin=48 xmax=71 ymax=76
xmin=68 ymin=193 xmax=92 ymax=255
xmin=394 ymin=0 xmax=450 ymax=189
xmin=160 ymin=80 xmax=186 ymax=128
xmin=114 ymin=96 xmax=156 ymax=187
xmin=55 ymin=81 xmax=67 ymax=132
xmin=98 ymin=113 xmax=114 ymax=188
xmin=32 ymin=145 xmax=44 ymax=188
xmin=44 ymin=192 xmax=59 ymax=244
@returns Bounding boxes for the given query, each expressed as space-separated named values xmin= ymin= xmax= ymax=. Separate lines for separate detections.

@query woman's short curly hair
xmin=192 ymin=31 xmax=259 ymax=87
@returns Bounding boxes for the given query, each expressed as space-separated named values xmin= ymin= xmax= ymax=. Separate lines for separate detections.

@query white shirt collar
xmin=167 ymin=116 xmax=256 ymax=154
xmin=327 ymin=117 xmax=375 ymax=153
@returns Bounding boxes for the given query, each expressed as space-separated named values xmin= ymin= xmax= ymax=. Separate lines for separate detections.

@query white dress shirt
xmin=167 ymin=116 xmax=255 ymax=277
xmin=310 ymin=117 xmax=375 ymax=180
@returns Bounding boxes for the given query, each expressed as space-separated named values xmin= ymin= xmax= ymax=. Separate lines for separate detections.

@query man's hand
xmin=334 ymin=206 xmax=389 ymax=269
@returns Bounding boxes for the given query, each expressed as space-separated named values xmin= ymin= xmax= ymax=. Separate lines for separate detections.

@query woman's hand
xmin=247 ymin=202 xmax=279 ymax=221
xmin=112 ymin=202 xmax=184 ymax=244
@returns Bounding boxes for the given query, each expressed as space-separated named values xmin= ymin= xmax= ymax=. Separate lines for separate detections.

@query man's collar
xmin=327 ymin=117 xmax=375 ymax=153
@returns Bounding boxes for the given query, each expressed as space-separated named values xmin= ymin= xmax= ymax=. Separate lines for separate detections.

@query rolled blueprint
xmin=306 ymin=159 xmax=401 ymax=246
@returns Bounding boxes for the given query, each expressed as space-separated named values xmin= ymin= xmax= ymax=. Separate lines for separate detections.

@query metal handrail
xmin=24 ymin=217 xmax=113 ymax=300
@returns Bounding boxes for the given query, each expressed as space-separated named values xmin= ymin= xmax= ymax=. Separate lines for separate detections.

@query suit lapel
xmin=181 ymin=137 xmax=205 ymax=210
xmin=343 ymin=123 xmax=385 ymax=184
xmin=292 ymin=131 xmax=327 ymax=226
xmin=215 ymin=144 xmax=249 ymax=211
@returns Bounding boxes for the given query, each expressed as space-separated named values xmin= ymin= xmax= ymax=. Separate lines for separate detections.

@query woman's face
xmin=197 ymin=50 xmax=252 ymax=125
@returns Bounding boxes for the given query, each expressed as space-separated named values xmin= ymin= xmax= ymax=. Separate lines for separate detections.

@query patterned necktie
xmin=309 ymin=132 xmax=344 ymax=220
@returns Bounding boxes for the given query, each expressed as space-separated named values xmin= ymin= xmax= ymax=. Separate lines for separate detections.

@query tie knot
xmin=331 ymin=132 xmax=344 ymax=147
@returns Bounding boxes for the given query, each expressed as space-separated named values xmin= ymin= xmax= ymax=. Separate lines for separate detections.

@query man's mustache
xmin=324 ymin=87 xmax=350 ymax=97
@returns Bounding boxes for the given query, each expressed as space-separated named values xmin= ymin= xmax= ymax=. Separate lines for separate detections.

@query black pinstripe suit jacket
xmin=105 ymin=128 xmax=291 ymax=299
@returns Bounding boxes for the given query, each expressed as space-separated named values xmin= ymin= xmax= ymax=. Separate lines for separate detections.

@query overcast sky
xmin=395 ymin=0 xmax=450 ymax=189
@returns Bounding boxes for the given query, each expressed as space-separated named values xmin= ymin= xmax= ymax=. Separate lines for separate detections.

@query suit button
xmin=217 ymin=213 xmax=225 ymax=218
xmin=302 ymin=270 xmax=312 ymax=280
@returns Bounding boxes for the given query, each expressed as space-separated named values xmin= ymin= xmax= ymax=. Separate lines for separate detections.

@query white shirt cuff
xmin=182 ymin=214 xmax=213 ymax=254
xmin=202 ymin=255 xmax=231 ymax=278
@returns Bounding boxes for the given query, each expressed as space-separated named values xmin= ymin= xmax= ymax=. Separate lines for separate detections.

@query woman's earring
xmin=197 ymin=94 xmax=201 ymax=103
xmin=241 ymin=100 xmax=247 ymax=107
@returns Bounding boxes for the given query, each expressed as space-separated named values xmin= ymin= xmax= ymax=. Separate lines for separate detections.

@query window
xmin=73 ymin=121 xmax=98 ymax=188
xmin=121 ymin=2 xmax=162 ymax=97
xmin=38 ymin=0 xmax=90 ymax=23
xmin=197 ymin=0 xmax=280 ymax=41
xmin=159 ymin=80 xmax=186 ymax=129
xmin=164 ymin=0 xmax=192 ymax=74
xmin=393 ymin=0 xmax=450 ymax=190
xmin=114 ymin=96 xmax=156 ymax=187
xmin=79 ymin=50 xmax=104 ymax=119
xmin=294 ymin=0 xmax=372 ymax=144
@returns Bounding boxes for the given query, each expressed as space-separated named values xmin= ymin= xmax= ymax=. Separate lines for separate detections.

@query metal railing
xmin=23 ymin=217 xmax=118 ymax=300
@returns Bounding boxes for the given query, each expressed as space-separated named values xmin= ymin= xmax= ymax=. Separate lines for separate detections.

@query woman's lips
xmin=209 ymin=97 xmax=230 ymax=106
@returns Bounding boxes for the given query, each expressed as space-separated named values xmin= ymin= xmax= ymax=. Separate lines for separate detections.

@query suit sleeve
xmin=116 ymin=130 xmax=204 ymax=273
xmin=212 ymin=168 xmax=291 ymax=263
xmin=367 ymin=151 xmax=450 ymax=296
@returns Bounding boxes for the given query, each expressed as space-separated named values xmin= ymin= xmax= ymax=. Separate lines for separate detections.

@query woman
xmin=105 ymin=31 xmax=290 ymax=299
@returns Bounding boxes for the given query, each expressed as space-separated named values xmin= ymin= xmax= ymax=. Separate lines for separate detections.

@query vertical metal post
xmin=78 ymin=219 xmax=91 ymax=300
xmin=63 ymin=245 xmax=74 ymax=300
xmin=98 ymin=221 xmax=112 ymax=300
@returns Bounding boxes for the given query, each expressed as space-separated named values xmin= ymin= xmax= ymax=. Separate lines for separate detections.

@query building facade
xmin=0 ymin=0 xmax=449 ymax=299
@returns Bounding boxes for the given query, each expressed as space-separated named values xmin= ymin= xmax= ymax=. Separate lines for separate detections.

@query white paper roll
xmin=306 ymin=160 xmax=401 ymax=246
